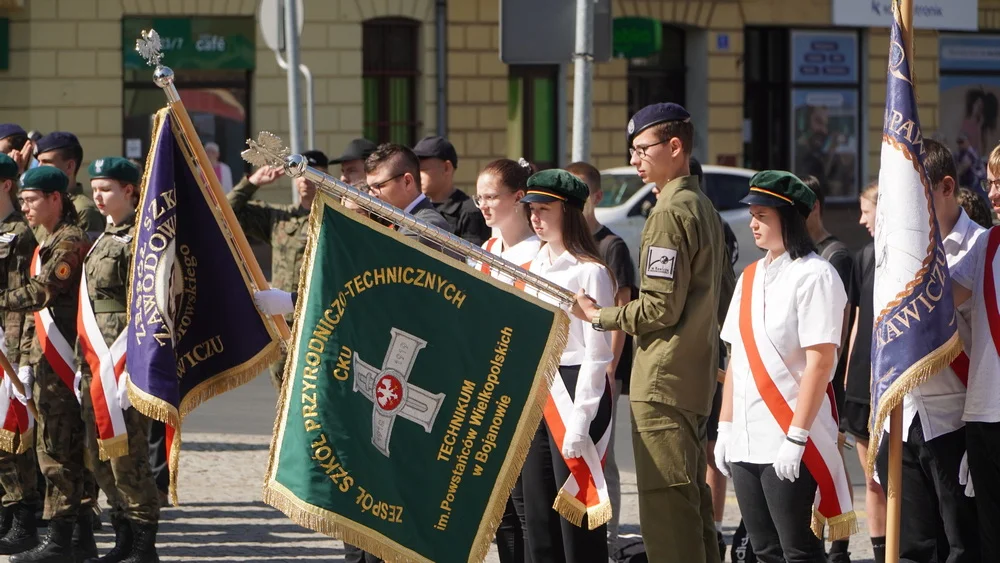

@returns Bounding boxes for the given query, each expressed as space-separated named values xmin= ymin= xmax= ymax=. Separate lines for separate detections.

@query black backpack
xmin=731 ymin=519 xmax=757 ymax=563
xmin=612 ymin=535 xmax=647 ymax=563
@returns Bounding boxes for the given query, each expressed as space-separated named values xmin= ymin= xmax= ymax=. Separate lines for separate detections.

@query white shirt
xmin=469 ymin=236 xmax=542 ymax=285
xmin=528 ymin=246 xmax=614 ymax=437
xmin=953 ymin=224 xmax=1000 ymax=423
xmin=721 ymin=252 xmax=847 ymax=464
xmin=888 ymin=209 xmax=983 ymax=440
xmin=403 ymin=193 xmax=427 ymax=214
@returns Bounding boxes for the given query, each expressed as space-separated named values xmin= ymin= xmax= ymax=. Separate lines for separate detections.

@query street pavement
xmin=4 ymin=374 xmax=879 ymax=562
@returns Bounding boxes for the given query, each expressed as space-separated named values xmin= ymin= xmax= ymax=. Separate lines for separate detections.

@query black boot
xmin=0 ymin=503 xmax=40 ymax=554
xmin=119 ymin=522 xmax=158 ymax=563
xmin=9 ymin=517 xmax=74 ymax=563
xmin=0 ymin=503 xmax=16 ymax=537
xmin=82 ymin=516 xmax=132 ymax=563
xmin=72 ymin=510 xmax=97 ymax=562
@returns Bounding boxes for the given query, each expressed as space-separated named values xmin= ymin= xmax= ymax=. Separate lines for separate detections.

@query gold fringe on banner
xmin=96 ymin=434 xmax=129 ymax=462
xmin=0 ymin=429 xmax=15 ymax=455
xmin=263 ymin=193 xmax=572 ymax=563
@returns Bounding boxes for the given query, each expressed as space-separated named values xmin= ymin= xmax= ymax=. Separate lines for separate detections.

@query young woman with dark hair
xmin=714 ymin=171 xmax=854 ymax=563
xmin=518 ymin=169 xmax=614 ymax=563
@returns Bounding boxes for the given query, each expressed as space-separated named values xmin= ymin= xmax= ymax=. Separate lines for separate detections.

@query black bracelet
xmin=786 ymin=435 xmax=807 ymax=447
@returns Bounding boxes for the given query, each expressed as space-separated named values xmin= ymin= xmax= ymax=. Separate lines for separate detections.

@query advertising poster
xmin=791 ymin=89 xmax=859 ymax=198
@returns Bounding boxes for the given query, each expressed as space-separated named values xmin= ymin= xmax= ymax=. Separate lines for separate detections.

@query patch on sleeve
xmin=645 ymin=246 xmax=678 ymax=279
xmin=54 ymin=262 xmax=72 ymax=280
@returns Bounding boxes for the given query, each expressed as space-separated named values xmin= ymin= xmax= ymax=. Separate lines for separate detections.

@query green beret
xmin=88 ymin=157 xmax=141 ymax=185
xmin=741 ymin=170 xmax=817 ymax=217
xmin=522 ymin=169 xmax=590 ymax=209
xmin=0 ymin=154 xmax=17 ymax=180
xmin=19 ymin=166 xmax=68 ymax=194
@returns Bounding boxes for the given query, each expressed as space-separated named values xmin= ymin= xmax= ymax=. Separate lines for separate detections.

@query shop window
xmin=507 ymin=65 xmax=559 ymax=170
xmin=627 ymin=25 xmax=686 ymax=120
xmin=363 ymin=18 xmax=421 ymax=146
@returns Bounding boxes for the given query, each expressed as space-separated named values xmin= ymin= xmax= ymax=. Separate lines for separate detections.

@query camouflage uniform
xmin=0 ymin=211 xmax=39 ymax=510
xmin=75 ymin=214 xmax=160 ymax=525
xmin=67 ymin=183 xmax=105 ymax=240
xmin=0 ymin=219 xmax=90 ymax=521
xmin=228 ymin=177 xmax=309 ymax=387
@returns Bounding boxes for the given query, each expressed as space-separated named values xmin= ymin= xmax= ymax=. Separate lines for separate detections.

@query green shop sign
xmin=613 ymin=17 xmax=662 ymax=59
xmin=123 ymin=17 xmax=255 ymax=70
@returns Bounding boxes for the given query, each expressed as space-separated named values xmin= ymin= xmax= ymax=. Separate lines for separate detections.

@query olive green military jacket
xmin=0 ymin=211 xmax=38 ymax=367
xmin=68 ymin=183 xmax=106 ymax=239
xmin=0 ymin=220 xmax=89 ymax=367
xmin=74 ymin=214 xmax=134 ymax=375
xmin=228 ymin=177 xmax=310 ymax=295
xmin=598 ymin=175 xmax=736 ymax=416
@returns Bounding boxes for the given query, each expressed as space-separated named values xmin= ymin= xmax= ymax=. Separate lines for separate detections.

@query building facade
xmin=0 ymin=0 xmax=995 ymax=208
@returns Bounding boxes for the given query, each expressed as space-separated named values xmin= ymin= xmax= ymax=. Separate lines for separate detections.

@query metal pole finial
xmin=137 ymin=29 xmax=180 ymax=102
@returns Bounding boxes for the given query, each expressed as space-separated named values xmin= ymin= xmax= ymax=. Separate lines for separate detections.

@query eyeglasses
xmin=473 ymin=193 xmax=503 ymax=207
xmin=629 ymin=139 xmax=668 ymax=159
xmin=17 ymin=195 xmax=45 ymax=207
xmin=982 ymin=178 xmax=1000 ymax=192
xmin=368 ymin=173 xmax=404 ymax=193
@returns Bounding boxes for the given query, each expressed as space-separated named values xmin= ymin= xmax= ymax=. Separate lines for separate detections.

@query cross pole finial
xmin=136 ymin=29 xmax=164 ymax=68
xmin=242 ymin=131 xmax=291 ymax=168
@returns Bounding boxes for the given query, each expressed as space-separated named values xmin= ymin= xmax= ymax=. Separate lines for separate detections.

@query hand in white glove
xmin=561 ymin=430 xmax=587 ymax=459
xmin=254 ymin=289 xmax=295 ymax=316
xmin=117 ymin=372 xmax=131 ymax=411
xmin=959 ymin=451 xmax=975 ymax=497
xmin=773 ymin=426 xmax=808 ymax=482
xmin=1 ymin=364 xmax=15 ymax=398
xmin=714 ymin=421 xmax=733 ymax=478
xmin=14 ymin=366 xmax=33 ymax=404
xmin=73 ymin=370 xmax=83 ymax=405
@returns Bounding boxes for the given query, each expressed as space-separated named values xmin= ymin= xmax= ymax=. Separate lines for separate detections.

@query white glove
xmin=117 ymin=372 xmax=131 ymax=411
xmin=714 ymin=421 xmax=733 ymax=478
xmin=14 ymin=366 xmax=33 ymax=404
xmin=959 ymin=451 xmax=975 ymax=497
xmin=773 ymin=426 xmax=808 ymax=482
xmin=73 ymin=370 xmax=83 ymax=404
xmin=254 ymin=289 xmax=295 ymax=316
xmin=2 ymin=363 xmax=15 ymax=398
xmin=561 ymin=430 xmax=587 ymax=459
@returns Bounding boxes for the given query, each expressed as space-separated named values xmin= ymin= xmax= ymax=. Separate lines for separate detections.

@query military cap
xmin=521 ymin=169 xmax=589 ymax=209
xmin=88 ymin=157 xmax=141 ymax=185
xmin=330 ymin=139 xmax=377 ymax=164
xmin=627 ymin=102 xmax=691 ymax=145
xmin=741 ymin=170 xmax=817 ymax=217
xmin=0 ymin=154 xmax=17 ymax=180
xmin=413 ymin=136 xmax=458 ymax=168
xmin=302 ymin=150 xmax=329 ymax=168
xmin=20 ymin=166 xmax=68 ymax=193
xmin=34 ymin=131 xmax=80 ymax=156
xmin=0 ymin=124 xmax=26 ymax=141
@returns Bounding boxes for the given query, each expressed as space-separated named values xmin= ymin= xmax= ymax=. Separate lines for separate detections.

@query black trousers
xmin=520 ymin=378 xmax=608 ymax=563
xmin=730 ymin=462 xmax=825 ymax=563
xmin=496 ymin=476 xmax=527 ymax=563
xmin=147 ymin=419 xmax=169 ymax=494
xmin=965 ymin=421 xmax=1000 ymax=563
xmin=875 ymin=419 xmax=979 ymax=563
xmin=343 ymin=545 xmax=382 ymax=563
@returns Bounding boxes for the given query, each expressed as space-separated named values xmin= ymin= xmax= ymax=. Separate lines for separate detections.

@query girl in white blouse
xmin=715 ymin=171 xmax=854 ymax=563
xmin=519 ymin=169 xmax=614 ymax=563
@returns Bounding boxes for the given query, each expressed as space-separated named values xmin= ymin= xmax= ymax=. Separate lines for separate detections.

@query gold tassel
xmin=97 ymin=434 xmax=130 ymax=462
xmin=552 ymin=489 xmax=587 ymax=528
xmin=0 ymin=429 xmax=15 ymax=454
xmin=15 ymin=429 xmax=32 ymax=455
xmin=826 ymin=511 xmax=859 ymax=541
xmin=811 ymin=510 xmax=826 ymax=540
xmin=586 ymin=500 xmax=613 ymax=530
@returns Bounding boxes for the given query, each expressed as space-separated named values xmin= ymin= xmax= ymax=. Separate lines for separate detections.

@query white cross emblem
xmin=353 ymin=328 xmax=446 ymax=457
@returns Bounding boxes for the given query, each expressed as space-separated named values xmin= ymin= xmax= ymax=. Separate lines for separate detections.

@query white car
xmin=594 ymin=165 xmax=762 ymax=277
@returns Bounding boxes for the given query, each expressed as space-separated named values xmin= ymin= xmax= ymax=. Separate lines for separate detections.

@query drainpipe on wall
xmin=435 ymin=0 xmax=448 ymax=136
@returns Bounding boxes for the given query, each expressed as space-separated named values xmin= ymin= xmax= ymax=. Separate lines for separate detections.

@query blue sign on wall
xmin=717 ymin=33 xmax=730 ymax=51
xmin=940 ymin=35 xmax=1000 ymax=72
xmin=790 ymin=31 xmax=858 ymax=84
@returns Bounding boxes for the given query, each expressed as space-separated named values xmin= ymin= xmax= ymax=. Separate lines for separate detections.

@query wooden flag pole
xmin=884 ymin=3 xmax=913 ymax=563
xmin=0 ymin=348 xmax=37 ymax=420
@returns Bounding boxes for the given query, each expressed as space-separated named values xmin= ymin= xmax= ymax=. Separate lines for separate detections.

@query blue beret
xmin=35 ymin=131 xmax=80 ymax=156
xmin=0 ymin=124 xmax=26 ymax=141
xmin=89 ymin=157 xmax=141 ymax=185
xmin=627 ymin=103 xmax=691 ymax=144
xmin=522 ymin=169 xmax=589 ymax=209
xmin=0 ymin=155 xmax=17 ymax=179
xmin=20 ymin=166 xmax=68 ymax=194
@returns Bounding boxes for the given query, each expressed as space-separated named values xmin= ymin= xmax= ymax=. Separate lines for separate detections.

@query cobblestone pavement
xmin=11 ymin=432 xmax=876 ymax=562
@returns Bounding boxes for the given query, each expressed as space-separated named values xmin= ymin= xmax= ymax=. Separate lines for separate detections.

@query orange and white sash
xmin=30 ymin=248 xmax=76 ymax=391
xmin=77 ymin=251 xmax=129 ymax=460
xmin=479 ymin=238 xmax=532 ymax=290
xmin=739 ymin=261 xmax=857 ymax=540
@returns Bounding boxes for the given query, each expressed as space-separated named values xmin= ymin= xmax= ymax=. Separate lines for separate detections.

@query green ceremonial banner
xmin=264 ymin=193 xmax=569 ymax=563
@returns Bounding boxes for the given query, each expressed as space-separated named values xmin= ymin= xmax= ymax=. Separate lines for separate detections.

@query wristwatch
xmin=591 ymin=312 xmax=605 ymax=332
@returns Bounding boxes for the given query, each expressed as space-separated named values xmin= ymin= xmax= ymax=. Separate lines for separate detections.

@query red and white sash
xmin=543 ymin=372 xmax=614 ymax=529
xmin=0 ymin=337 xmax=33 ymax=454
xmin=30 ymin=248 xmax=76 ymax=391
xmin=739 ymin=261 xmax=857 ymax=540
xmin=981 ymin=227 xmax=1000 ymax=365
xmin=77 ymin=262 xmax=129 ymax=460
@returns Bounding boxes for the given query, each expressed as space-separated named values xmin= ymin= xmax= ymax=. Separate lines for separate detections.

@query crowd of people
xmin=2 ymin=95 xmax=1000 ymax=563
